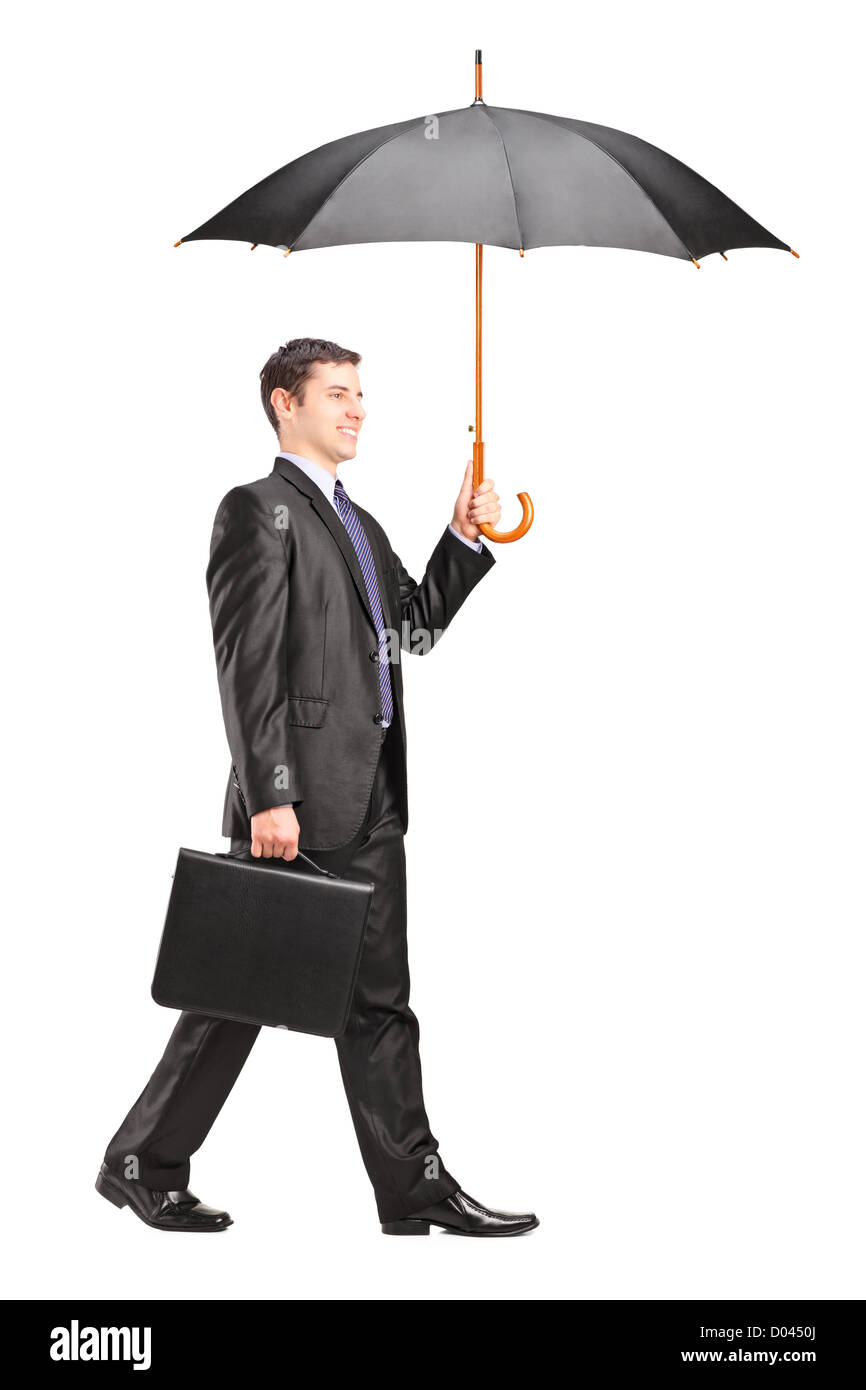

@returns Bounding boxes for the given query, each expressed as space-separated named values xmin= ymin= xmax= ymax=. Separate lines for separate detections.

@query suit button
xmin=372 ymin=713 xmax=383 ymax=725
xmin=369 ymin=650 xmax=379 ymax=662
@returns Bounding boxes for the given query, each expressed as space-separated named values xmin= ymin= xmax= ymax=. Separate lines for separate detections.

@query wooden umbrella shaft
xmin=472 ymin=242 xmax=533 ymax=542
xmin=474 ymin=50 xmax=484 ymax=492
xmin=471 ymin=51 xmax=534 ymax=543
xmin=473 ymin=242 xmax=484 ymax=491
xmin=473 ymin=51 xmax=484 ymax=493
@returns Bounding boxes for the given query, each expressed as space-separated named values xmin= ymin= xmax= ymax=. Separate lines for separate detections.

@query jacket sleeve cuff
xmin=448 ymin=522 xmax=483 ymax=553
xmin=234 ymin=765 xmax=303 ymax=821
xmin=442 ymin=521 xmax=496 ymax=571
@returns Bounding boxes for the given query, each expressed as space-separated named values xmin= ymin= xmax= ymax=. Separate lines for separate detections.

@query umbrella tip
xmin=250 ymin=244 xmax=257 ymax=250
xmin=283 ymin=246 xmax=292 ymax=257
xmin=790 ymin=248 xmax=800 ymax=258
xmin=519 ymin=247 xmax=524 ymax=257
xmin=173 ymin=239 xmax=182 ymax=247
xmin=475 ymin=49 xmax=482 ymax=63
xmin=720 ymin=251 xmax=728 ymax=261
xmin=692 ymin=257 xmax=701 ymax=269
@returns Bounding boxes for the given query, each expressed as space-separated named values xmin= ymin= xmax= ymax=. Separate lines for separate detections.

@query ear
xmin=271 ymin=386 xmax=294 ymax=423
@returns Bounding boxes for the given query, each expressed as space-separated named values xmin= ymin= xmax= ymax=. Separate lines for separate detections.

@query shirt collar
xmin=276 ymin=452 xmax=338 ymax=507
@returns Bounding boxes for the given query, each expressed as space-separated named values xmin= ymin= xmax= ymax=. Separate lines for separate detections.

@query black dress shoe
xmin=95 ymin=1162 xmax=233 ymax=1232
xmin=381 ymin=1188 xmax=539 ymax=1237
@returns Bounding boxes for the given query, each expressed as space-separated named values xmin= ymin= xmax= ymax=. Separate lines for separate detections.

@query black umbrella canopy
xmin=177 ymin=53 xmax=796 ymax=543
xmin=180 ymin=101 xmax=792 ymax=263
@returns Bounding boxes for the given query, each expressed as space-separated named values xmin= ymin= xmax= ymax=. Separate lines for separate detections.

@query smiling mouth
xmin=337 ymin=427 xmax=358 ymax=439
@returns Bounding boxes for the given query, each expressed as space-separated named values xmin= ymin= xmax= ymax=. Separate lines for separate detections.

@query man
xmin=96 ymin=337 xmax=538 ymax=1238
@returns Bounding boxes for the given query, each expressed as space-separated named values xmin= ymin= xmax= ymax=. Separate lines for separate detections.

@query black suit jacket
xmin=206 ymin=456 xmax=496 ymax=850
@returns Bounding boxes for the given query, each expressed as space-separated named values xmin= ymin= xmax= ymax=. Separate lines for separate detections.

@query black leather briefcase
xmin=151 ymin=847 xmax=374 ymax=1038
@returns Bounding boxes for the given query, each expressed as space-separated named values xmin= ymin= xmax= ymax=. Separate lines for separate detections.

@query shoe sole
xmin=95 ymin=1168 xmax=233 ymax=1232
xmin=381 ymin=1216 xmax=539 ymax=1236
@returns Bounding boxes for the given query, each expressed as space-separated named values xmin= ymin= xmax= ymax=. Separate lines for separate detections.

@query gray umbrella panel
xmin=182 ymin=102 xmax=790 ymax=262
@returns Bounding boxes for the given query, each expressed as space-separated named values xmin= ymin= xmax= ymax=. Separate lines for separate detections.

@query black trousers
xmin=103 ymin=724 xmax=461 ymax=1223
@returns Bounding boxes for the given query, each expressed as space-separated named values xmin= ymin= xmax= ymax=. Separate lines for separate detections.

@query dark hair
xmin=260 ymin=337 xmax=362 ymax=439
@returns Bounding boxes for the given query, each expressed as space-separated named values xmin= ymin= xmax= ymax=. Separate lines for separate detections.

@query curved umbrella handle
xmin=478 ymin=491 xmax=534 ymax=544
xmin=472 ymin=440 xmax=534 ymax=544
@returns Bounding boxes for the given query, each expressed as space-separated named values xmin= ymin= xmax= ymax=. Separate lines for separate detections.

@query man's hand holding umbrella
xmin=451 ymin=461 xmax=501 ymax=542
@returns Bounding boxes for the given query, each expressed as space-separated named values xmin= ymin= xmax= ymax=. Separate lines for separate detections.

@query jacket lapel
xmin=272 ymin=458 xmax=377 ymax=634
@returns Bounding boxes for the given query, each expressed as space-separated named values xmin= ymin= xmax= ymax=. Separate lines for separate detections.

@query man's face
xmin=276 ymin=360 xmax=365 ymax=469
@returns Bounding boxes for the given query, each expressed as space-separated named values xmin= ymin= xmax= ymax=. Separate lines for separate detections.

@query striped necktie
xmin=333 ymin=477 xmax=394 ymax=727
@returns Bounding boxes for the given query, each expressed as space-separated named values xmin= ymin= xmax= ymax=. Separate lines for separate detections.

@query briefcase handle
xmin=293 ymin=849 xmax=342 ymax=880
xmin=219 ymin=847 xmax=342 ymax=881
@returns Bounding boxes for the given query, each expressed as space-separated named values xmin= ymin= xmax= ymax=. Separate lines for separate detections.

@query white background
xmin=3 ymin=0 xmax=863 ymax=1302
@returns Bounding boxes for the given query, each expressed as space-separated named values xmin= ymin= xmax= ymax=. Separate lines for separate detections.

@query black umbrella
xmin=176 ymin=50 xmax=797 ymax=542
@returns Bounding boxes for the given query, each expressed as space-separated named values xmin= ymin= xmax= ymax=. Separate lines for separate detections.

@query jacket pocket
xmin=286 ymin=696 xmax=329 ymax=727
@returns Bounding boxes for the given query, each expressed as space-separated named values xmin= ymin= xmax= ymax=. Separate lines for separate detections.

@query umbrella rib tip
xmin=173 ymin=239 xmax=183 ymax=247
xmin=692 ymin=256 xmax=701 ymax=269
xmin=790 ymin=247 xmax=800 ymax=258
